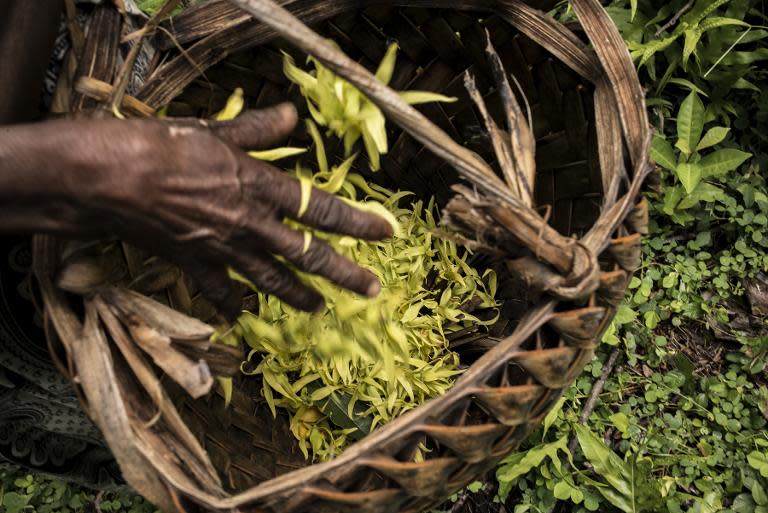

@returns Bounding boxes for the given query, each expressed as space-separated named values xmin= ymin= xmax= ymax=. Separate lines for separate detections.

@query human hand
xmin=0 ymin=104 xmax=392 ymax=319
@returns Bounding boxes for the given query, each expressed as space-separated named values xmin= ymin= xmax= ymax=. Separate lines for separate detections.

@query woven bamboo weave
xmin=33 ymin=0 xmax=651 ymax=511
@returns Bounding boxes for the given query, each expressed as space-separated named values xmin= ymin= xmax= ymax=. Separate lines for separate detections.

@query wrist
xmin=0 ymin=120 xmax=111 ymax=235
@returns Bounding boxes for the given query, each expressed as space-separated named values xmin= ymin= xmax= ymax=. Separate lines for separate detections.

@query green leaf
xmin=696 ymin=127 xmax=730 ymax=151
xmin=662 ymin=272 xmax=678 ymax=288
xmin=723 ymin=48 xmax=768 ymax=66
xmin=217 ymin=377 xmax=233 ymax=407
xmin=497 ymin=436 xmax=569 ymax=486
xmin=677 ymin=182 xmax=724 ymax=209
xmin=214 ymin=88 xmax=244 ymax=121
xmin=675 ymin=91 xmax=705 ymax=156
xmin=614 ymin=304 xmax=638 ymax=325
xmin=698 ymin=16 xmax=750 ymax=32
xmin=609 ymin=412 xmax=630 ymax=436
xmin=754 ymin=481 xmax=768 ymax=506
xmin=553 ymin=480 xmax=573 ymax=501
xmin=683 ymin=29 xmax=703 ymax=67
xmin=574 ymin=425 xmax=629 ymax=490
xmin=247 ymin=147 xmax=307 ymax=161
xmin=651 ymin=134 xmax=678 ymax=171
xmin=676 ymin=162 xmax=703 ymax=193
xmin=638 ymin=35 xmax=677 ymax=67
xmin=399 ymin=91 xmax=458 ymax=105
xmin=668 ymin=78 xmax=709 ymax=97
xmin=306 ymin=119 xmax=328 ymax=173
xmin=685 ymin=0 xmax=730 ymax=25
xmin=316 ymin=387 xmax=373 ymax=440
xmin=466 ymin=481 xmax=484 ymax=493
xmin=573 ymin=424 xmax=661 ymax=512
xmin=2 ymin=492 xmax=31 ymax=513
xmin=748 ymin=451 xmax=768 ymax=476
xmin=733 ymin=493 xmax=758 ymax=513
xmin=297 ymin=173 xmax=313 ymax=218
xmin=698 ymin=149 xmax=752 ymax=178
xmin=542 ymin=396 xmax=566 ymax=440
xmin=375 ymin=43 xmax=399 ymax=85
xmin=644 ymin=310 xmax=660 ymax=329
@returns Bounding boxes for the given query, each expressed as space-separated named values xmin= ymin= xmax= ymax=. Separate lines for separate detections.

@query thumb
xmin=162 ymin=103 xmax=298 ymax=150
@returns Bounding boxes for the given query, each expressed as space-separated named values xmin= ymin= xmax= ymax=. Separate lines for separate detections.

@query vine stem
xmin=653 ymin=0 xmax=694 ymax=37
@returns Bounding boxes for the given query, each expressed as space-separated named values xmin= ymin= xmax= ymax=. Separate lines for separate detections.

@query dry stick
xmin=64 ymin=0 xmax=85 ymax=55
xmin=567 ymin=347 xmax=621 ymax=454
xmin=108 ymin=0 xmax=181 ymax=117
xmin=93 ymin=491 xmax=105 ymax=513
xmin=450 ymin=489 xmax=472 ymax=513
xmin=76 ymin=76 xmax=156 ymax=117
xmin=654 ymin=0 xmax=694 ymax=37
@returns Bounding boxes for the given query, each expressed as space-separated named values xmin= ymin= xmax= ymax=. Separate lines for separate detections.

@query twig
xmin=450 ymin=490 xmax=471 ymax=513
xmin=64 ymin=0 xmax=85 ymax=55
xmin=76 ymin=77 xmax=156 ymax=117
xmin=654 ymin=0 xmax=694 ymax=37
xmin=704 ymin=26 xmax=752 ymax=77
xmin=108 ymin=0 xmax=181 ymax=117
xmin=93 ymin=491 xmax=105 ymax=513
xmin=567 ymin=347 xmax=621 ymax=454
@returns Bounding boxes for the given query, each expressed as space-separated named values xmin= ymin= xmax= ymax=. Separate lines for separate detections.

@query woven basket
xmin=34 ymin=0 xmax=651 ymax=511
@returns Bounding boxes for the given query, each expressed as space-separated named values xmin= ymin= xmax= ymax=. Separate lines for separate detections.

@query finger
xmin=240 ymin=155 xmax=394 ymax=240
xmin=212 ymin=104 xmax=298 ymax=149
xmin=234 ymin=220 xmax=381 ymax=298
xmin=163 ymin=103 xmax=299 ymax=150
xmin=183 ymin=256 xmax=245 ymax=322
xmin=291 ymin=183 xmax=394 ymax=240
xmin=224 ymin=248 xmax=325 ymax=312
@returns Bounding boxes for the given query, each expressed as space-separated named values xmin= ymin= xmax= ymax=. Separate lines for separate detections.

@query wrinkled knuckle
xmin=315 ymin=198 xmax=348 ymax=229
xmin=282 ymin=238 xmax=306 ymax=263
xmin=305 ymin=244 xmax=333 ymax=273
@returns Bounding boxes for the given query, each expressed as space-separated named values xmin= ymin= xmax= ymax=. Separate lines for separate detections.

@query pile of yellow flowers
xmin=217 ymin=45 xmax=500 ymax=460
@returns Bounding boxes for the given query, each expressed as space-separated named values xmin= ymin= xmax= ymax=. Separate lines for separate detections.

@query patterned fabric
xmin=0 ymin=237 xmax=124 ymax=489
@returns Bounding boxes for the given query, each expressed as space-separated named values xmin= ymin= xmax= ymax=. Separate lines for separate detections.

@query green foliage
xmin=0 ymin=471 xmax=156 ymax=513
xmin=134 ymin=0 xmax=185 ymax=16
xmin=652 ymin=89 xmax=752 ymax=219
xmin=493 ymin=1 xmax=768 ymax=512
xmin=574 ymin=424 xmax=662 ymax=512
xmin=283 ymin=43 xmax=456 ymax=170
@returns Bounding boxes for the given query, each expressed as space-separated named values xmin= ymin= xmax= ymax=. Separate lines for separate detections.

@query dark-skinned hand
xmin=0 ymin=103 xmax=393 ymax=319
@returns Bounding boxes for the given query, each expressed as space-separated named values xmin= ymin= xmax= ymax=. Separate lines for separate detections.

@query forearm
xmin=0 ymin=122 xmax=94 ymax=235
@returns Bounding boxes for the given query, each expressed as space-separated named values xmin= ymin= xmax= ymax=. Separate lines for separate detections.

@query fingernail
xmin=374 ymin=219 xmax=394 ymax=239
xmin=366 ymin=279 xmax=381 ymax=298
xmin=278 ymin=102 xmax=298 ymax=127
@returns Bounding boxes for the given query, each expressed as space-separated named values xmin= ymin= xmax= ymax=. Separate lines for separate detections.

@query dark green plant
xmin=492 ymin=1 xmax=768 ymax=512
